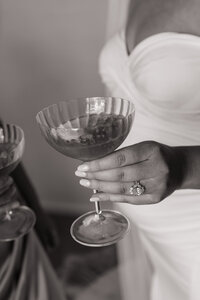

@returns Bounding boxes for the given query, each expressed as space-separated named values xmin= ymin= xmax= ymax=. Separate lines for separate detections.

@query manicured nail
xmin=90 ymin=197 xmax=100 ymax=202
xmin=77 ymin=164 xmax=89 ymax=171
xmin=79 ymin=179 xmax=90 ymax=187
xmin=75 ymin=170 xmax=86 ymax=177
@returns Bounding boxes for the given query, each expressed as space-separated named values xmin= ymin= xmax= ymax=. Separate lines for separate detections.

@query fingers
xmin=79 ymin=177 xmax=159 ymax=195
xmin=77 ymin=142 xmax=155 ymax=172
xmin=89 ymin=193 xmax=154 ymax=205
xmin=75 ymin=141 xmax=172 ymax=205
xmin=79 ymin=178 xmax=143 ymax=194
xmin=78 ymin=176 xmax=166 ymax=205
xmin=75 ymin=160 xmax=153 ymax=182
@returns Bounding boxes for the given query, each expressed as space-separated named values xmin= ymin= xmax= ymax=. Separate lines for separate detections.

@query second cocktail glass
xmin=36 ymin=97 xmax=135 ymax=246
xmin=0 ymin=123 xmax=36 ymax=241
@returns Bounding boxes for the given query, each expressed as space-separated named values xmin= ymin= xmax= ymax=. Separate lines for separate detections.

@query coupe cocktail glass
xmin=0 ymin=123 xmax=36 ymax=241
xmin=36 ymin=97 xmax=135 ymax=247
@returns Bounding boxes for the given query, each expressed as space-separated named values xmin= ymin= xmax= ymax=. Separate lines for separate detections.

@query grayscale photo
xmin=0 ymin=0 xmax=200 ymax=299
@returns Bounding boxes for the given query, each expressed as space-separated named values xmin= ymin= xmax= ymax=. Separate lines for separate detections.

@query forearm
xmin=174 ymin=146 xmax=200 ymax=190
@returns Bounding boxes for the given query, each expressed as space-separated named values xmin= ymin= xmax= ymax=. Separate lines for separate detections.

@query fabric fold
xmin=99 ymin=31 xmax=200 ymax=300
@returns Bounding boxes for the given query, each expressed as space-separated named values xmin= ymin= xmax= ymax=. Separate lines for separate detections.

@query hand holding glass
xmin=36 ymin=97 xmax=135 ymax=246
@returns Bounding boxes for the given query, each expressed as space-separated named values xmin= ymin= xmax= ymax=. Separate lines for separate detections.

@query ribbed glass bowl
xmin=0 ymin=123 xmax=36 ymax=241
xmin=0 ymin=123 xmax=25 ymax=176
xmin=36 ymin=97 xmax=135 ymax=161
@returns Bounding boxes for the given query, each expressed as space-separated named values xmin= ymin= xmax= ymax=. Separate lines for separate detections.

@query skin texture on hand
xmin=75 ymin=141 xmax=193 ymax=205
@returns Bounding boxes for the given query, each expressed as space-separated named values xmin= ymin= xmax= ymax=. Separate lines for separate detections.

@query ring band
xmin=129 ymin=181 xmax=145 ymax=196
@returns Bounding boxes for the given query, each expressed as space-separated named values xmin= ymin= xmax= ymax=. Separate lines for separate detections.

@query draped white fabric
xmin=99 ymin=31 xmax=200 ymax=300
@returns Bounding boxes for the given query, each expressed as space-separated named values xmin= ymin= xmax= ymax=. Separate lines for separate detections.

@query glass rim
xmin=0 ymin=123 xmax=24 ymax=143
xmin=36 ymin=96 xmax=135 ymax=117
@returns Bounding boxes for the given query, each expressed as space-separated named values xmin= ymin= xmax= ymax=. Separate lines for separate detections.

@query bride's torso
xmin=99 ymin=0 xmax=200 ymax=229
xmin=100 ymin=0 xmax=200 ymax=147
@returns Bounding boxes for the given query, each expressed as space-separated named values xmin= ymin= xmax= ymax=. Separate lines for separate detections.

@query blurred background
xmin=1 ymin=0 xmax=104 ymax=214
xmin=0 ymin=1 xmax=129 ymax=299
xmin=0 ymin=0 xmax=128 ymax=214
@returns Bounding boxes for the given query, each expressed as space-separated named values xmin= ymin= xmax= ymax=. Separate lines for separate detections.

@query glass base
xmin=70 ymin=209 xmax=130 ymax=247
xmin=0 ymin=206 xmax=36 ymax=241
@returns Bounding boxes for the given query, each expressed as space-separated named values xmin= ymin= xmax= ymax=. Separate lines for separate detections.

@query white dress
xmin=99 ymin=31 xmax=200 ymax=300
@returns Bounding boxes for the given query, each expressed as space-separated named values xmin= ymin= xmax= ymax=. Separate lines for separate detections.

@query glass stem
xmin=93 ymin=189 xmax=101 ymax=215
xmin=5 ymin=210 xmax=12 ymax=221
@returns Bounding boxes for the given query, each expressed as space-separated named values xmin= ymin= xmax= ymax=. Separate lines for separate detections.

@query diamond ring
xmin=129 ymin=181 xmax=145 ymax=196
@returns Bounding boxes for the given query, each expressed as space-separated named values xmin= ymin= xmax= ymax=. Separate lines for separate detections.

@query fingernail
xmin=75 ymin=170 xmax=86 ymax=177
xmin=77 ymin=164 xmax=89 ymax=171
xmin=90 ymin=197 xmax=100 ymax=202
xmin=80 ymin=179 xmax=90 ymax=187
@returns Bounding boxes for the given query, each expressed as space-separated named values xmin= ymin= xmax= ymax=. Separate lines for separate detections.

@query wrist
xmin=173 ymin=146 xmax=200 ymax=190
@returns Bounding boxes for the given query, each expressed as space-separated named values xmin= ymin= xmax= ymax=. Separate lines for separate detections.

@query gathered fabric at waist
xmin=121 ymin=109 xmax=200 ymax=149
